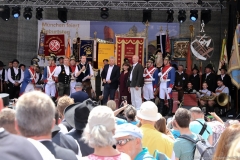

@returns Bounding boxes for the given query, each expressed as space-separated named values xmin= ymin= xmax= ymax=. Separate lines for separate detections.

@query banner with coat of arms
xmin=116 ymin=37 xmax=145 ymax=66
xmin=44 ymin=35 xmax=65 ymax=56
xmin=80 ymin=40 xmax=94 ymax=62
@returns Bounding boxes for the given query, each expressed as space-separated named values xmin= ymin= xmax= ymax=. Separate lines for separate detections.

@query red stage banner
xmin=116 ymin=37 xmax=145 ymax=66
xmin=44 ymin=35 xmax=65 ymax=56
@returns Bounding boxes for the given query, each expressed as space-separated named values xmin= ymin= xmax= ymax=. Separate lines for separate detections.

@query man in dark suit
xmin=189 ymin=64 xmax=200 ymax=91
xmin=174 ymin=65 xmax=188 ymax=102
xmin=15 ymin=91 xmax=78 ymax=160
xmin=70 ymin=82 xmax=89 ymax=103
xmin=128 ymin=55 xmax=144 ymax=110
xmin=101 ymin=56 xmax=120 ymax=105
xmin=201 ymin=64 xmax=216 ymax=92
xmin=0 ymin=128 xmax=43 ymax=160
xmin=217 ymin=65 xmax=232 ymax=95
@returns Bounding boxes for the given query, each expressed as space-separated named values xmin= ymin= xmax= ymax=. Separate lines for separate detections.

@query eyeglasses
xmin=116 ymin=138 xmax=135 ymax=146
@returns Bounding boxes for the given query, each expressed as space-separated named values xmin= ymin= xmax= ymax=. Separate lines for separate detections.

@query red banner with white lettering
xmin=44 ymin=35 xmax=65 ymax=56
xmin=116 ymin=37 xmax=145 ymax=66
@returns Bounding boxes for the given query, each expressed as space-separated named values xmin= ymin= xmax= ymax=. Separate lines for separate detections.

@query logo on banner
xmin=49 ymin=40 xmax=61 ymax=52
xmin=44 ymin=35 xmax=65 ymax=56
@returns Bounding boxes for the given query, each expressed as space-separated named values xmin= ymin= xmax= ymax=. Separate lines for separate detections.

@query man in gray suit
xmin=128 ymin=55 xmax=144 ymax=110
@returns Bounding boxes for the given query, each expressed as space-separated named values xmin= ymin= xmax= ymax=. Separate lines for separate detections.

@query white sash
xmin=145 ymin=67 xmax=156 ymax=80
xmin=160 ymin=67 xmax=172 ymax=81
xmin=47 ymin=66 xmax=57 ymax=81
xmin=28 ymin=69 xmax=36 ymax=83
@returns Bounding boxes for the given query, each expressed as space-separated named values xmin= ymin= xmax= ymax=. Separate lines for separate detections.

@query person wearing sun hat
xmin=137 ymin=101 xmax=173 ymax=158
xmin=20 ymin=58 xmax=39 ymax=95
xmin=7 ymin=59 xmax=24 ymax=99
xmin=81 ymin=105 xmax=131 ymax=159
xmin=114 ymin=123 xmax=156 ymax=160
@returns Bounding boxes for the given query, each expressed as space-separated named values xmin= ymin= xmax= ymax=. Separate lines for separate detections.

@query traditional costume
xmin=158 ymin=55 xmax=175 ymax=115
xmin=20 ymin=58 xmax=39 ymax=95
xmin=189 ymin=64 xmax=200 ymax=91
xmin=7 ymin=59 xmax=24 ymax=99
xmin=70 ymin=55 xmax=77 ymax=94
xmin=43 ymin=54 xmax=57 ymax=97
xmin=0 ymin=61 xmax=8 ymax=93
xmin=143 ymin=57 xmax=158 ymax=101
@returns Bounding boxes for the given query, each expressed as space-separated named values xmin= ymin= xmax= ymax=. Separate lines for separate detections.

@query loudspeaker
xmin=142 ymin=9 xmax=152 ymax=23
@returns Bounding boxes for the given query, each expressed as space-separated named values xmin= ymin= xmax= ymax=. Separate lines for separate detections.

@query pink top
xmin=87 ymin=153 xmax=124 ymax=160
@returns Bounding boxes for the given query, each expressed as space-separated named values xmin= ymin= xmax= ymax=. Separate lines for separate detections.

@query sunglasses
xmin=116 ymin=138 xmax=135 ymax=146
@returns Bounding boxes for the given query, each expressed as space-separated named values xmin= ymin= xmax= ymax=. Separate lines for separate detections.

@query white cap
xmin=137 ymin=101 xmax=162 ymax=121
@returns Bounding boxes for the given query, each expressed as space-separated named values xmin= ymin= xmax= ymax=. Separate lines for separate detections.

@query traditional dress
xmin=20 ymin=67 xmax=36 ymax=94
xmin=44 ymin=65 xmax=57 ymax=97
xmin=143 ymin=66 xmax=158 ymax=101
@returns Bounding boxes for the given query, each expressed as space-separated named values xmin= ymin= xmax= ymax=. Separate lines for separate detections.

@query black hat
xmin=219 ymin=64 xmax=227 ymax=71
xmin=31 ymin=57 xmax=40 ymax=66
xmin=49 ymin=53 xmax=57 ymax=62
xmin=192 ymin=64 xmax=199 ymax=72
xmin=70 ymin=55 xmax=76 ymax=61
xmin=205 ymin=64 xmax=213 ymax=70
xmin=58 ymin=57 xmax=64 ymax=61
xmin=0 ymin=61 xmax=6 ymax=67
xmin=12 ymin=59 xmax=19 ymax=64
xmin=64 ymin=99 xmax=98 ymax=131
xmin=148 ymin=55 xmax=155 ymax=63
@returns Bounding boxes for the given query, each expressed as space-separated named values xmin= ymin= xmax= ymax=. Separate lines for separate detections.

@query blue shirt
xmin=70 ymin=91 xmax=89 ymax=103
xmin=116 ymin=117 xmax=139 ymax=125
xmin=171 ymin=129 xmax=180 ymax=139
xmin=134 ymin=148 xmax=156 ymax=160
xmin=174 ymin=133 xmax=198 ymax=160
xmin=189 ymin=119 xmax=213 ymax=140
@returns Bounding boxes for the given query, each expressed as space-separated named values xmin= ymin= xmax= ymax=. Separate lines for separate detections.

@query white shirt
xmin=130 ymin=63 xmax=138 ymax=81
xmin=7 ymin=67 xmax=24 ymax=84
xmin=221 ymin=74 xmax=225 ymax=80
xmin=54 ymin=65 xmax=70 ymax=77
xmin=106 ymin=65 xmax=114 ymax=81
xmin=0 ymin=69 xmax=8 ymax=81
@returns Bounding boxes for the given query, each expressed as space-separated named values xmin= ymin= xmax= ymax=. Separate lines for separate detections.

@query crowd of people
xmin=0 ymin=91 xmax=240 ymax=160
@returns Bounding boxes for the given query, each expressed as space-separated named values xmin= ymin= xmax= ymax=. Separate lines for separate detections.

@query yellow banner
xmin=98 ymin=43 xmax=115 ymax=69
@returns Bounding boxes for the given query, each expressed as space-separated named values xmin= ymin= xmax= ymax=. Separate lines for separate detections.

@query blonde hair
xmin=106 ymin=100 xmax=116 ymax=111
xmin=57 ymin=96 xmax=74 ymax=117
xmin=227 ymin=135 xmax=240 ymax=159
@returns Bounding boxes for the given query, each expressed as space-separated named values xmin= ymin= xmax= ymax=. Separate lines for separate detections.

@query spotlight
xmin=24 ymin=7 xmax=32 ymax=20
xmin=12 ymin=6 xmax=20 ymax=18
xmin=197 ymin=0 xmax=203 ymax=5
xmin=100 ymin=7 xmax=109 ymax=19
xmin=190 ymin=10 xmax=198 ymax=22
xmin=58 ymin=8 xmax=67 ymax=23
xmin=201 ymin=9 xmax=211 ymax=24
xmin=178 ymin=10 xmax=186 ymax=23
xmin=142 ymin=9 xmax=152 ymax=23
xmin=36 ymin=7 xmax=43 ymax=20
xmin=166 ymin=9 xmax=174 ymax=23
xmin=1 ymin=6 xmax=10 ymax=21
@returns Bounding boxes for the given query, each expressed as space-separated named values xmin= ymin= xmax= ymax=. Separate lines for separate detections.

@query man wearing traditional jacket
xmin=158 ymin=55 xmax=175 ymax=116
xmin=20 ymin=58 xmax=39 ymax=95
xmin=7 ymin=59 xmax=24 ymax=99
xmin=69 ymin=55 xmax=77 ymax=94
xmin=143 ymin=57 xmax=158 ymax=102
xmin=43 ymin=53 xmax=57 ymax=98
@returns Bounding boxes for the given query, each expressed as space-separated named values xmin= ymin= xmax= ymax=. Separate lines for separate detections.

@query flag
xmin=227 ymin=26 xmax=240 ymax=89
xmin=38 ymin=30 xmax=46 ymax=56
xmin=185 ymin=44 xmax=192 ymax=75
xmin=217 ymin=38 xmax=228 ymax=74
xmin=65 ymin=38 xmax=71 ymax=58
xmin=166 ymin=31 xmax=171 ymax=54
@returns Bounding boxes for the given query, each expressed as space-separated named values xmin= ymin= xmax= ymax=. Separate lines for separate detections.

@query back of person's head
xmin=15 ymin=91 xmax=55 ymax=137
xmin=0 ymin=108 xmax=17 ymax=134
xmin=155 ymin=117 xmax=167 ymax=134
xmin=227 ymin=135 xmax=240 ymax=159
xmin=125 ymin=105 xmax=136 ymax=121
xmin=214 ymin=124 xmax=240 ymax=160
xmin=189 ymin=107 xmax=203 ymax=120
xmin=82 ymin=106 xmax=116 ymax=148
xmin=57 ymin=96 xmax=74 ymax=118
xmin=174 ymin=108 xmax=191 ymax=128
xmin=106 ymin=100 xmax=116 ymax=111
